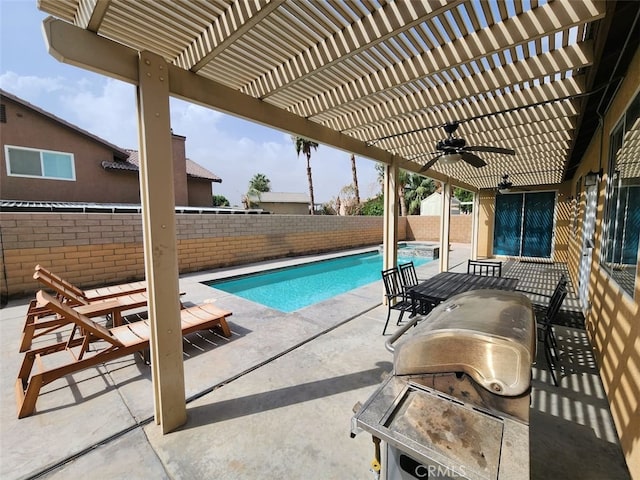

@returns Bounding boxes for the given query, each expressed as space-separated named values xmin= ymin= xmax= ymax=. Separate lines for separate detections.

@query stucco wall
xmin=0 ymin=97 xmax=141 ymax=203
xmin=0 ymin=96 xmax=214 ymax=207
xmin=0 ymin=212 xmax=408 ymax=298
xmin=566 ymin=47 xmax=640 ymax=478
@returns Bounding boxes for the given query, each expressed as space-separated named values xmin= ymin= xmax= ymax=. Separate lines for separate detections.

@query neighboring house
xmin=248 ymin=192 xmax=310 ymax=215
xmin=0 ymin=89 xmax=221 ymax=207
xmin=420 ymin=192 xmax=460 ymax=215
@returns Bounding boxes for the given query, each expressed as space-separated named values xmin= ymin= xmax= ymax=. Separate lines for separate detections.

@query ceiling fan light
xmin=440 ymin=152 xmax=461 ymax=164
xmin=498 ymin=187 xmax=511 ymax=194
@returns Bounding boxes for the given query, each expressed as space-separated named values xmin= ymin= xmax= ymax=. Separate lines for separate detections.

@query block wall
xmin=405 ymin=215 xmax=472 ymax=243
xmin=0 ymin=212 xmax=408 ymax=298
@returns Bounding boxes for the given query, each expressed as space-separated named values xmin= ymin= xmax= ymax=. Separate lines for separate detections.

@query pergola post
xmin=382 ymin=162 xmax=399 ymax=274
xmin=136 ymin=51 xmax=186 ymax=433
xmin=439 ymin=181 xmax=451 ymax=272
xmin=471 ymin=191 xmax=480 ymax=260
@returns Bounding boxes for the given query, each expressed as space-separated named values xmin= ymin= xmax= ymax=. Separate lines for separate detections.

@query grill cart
xmin=352 ymin=289 xmax=536 ymax=480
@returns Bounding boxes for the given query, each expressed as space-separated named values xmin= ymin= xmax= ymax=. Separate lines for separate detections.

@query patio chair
xmin=398 ymin=262 xmax=435 ymax=316
xmin=467 ymin=259 xmax=502 ymax=277
xmin=34 ymin=264 xmax=147 ymax=302
xmin=381 ymin=267 xmax=414 ymax=335
xmin=15 ymin=290 xmax=232 ymax=418
xmin=20 ymin=268 xmax=183 ymax=352
xmin=536 ymin=274 xmax=568 ymax=386
xmin=20 ymin=270 xmax=152 ymax=352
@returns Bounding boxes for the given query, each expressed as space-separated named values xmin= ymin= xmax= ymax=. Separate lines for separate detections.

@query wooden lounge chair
xmin=20 ymin=267 xmax=180 ymax=352
xmin=16 ymin=290 xmax=232 ymax=418
xmin=34 ymin=265 xmax=147 ymax=302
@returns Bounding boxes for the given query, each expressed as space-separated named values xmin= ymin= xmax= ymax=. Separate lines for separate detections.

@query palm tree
xmin=375 ymin=163 xmax=410 ymax=216
xmin=243 ymin=173 xmax=271 ymax=209
xmin=249 ymin=173 xmax=271 ymax=193
xmin=292 ymin=136 xmax=319 ymax=214
xmin=350 ymin=153 xmax=360 ymax=205
xmin=405 ymin=174 xmax=436 ymax=215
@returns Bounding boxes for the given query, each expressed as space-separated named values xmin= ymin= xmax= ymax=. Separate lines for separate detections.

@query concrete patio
xmin=0 ymin=244 xmax=631 ymax=479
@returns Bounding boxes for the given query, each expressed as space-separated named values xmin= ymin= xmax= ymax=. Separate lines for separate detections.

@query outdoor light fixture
xmin=584 ymin=169 xmax=602 ymax=186
xmin=440 ymin=152 xmax=462 ymax=164
xmin=497 ymin=174 xmax=513 ymax=194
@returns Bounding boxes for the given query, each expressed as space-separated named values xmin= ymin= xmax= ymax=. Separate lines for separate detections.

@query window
xmin=601 ymin=92 xmax=640 ymax=298
xmin=5 ymin=146 xmax=75 ymax=181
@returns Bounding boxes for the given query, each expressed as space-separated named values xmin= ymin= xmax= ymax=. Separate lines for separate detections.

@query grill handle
xmin=385 ymin=315 xmax=422 ymax=353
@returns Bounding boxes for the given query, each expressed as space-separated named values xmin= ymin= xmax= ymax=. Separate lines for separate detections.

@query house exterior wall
xmin=260 ymin=202 xmax=309 ymax=215
xmin=187 ymin=179 xmax=214 ymax=207
xmin=0 ymin=97 xmax=141 ymax=203
xmin=475 ymin=48 xmax=640 ymax=478
xmin=566 ymin=47 xmax=639 ymax=478
xmin=0 ymin=95 xmax=214 ymax=207
xmin=171 ymin=134 xmax=189 ymax=206
xmin=0 ymin=212 xmax=407 ymax=297
xmin=476 ymin=184 xmax=572 ymax=263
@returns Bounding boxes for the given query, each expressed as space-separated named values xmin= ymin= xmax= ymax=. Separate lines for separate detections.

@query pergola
xmin=36 ymin=0 xmax=632 ymax=432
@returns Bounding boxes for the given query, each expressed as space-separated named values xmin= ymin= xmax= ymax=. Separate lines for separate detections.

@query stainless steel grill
xmin=352 ymin=289 xmax=535 ymax=479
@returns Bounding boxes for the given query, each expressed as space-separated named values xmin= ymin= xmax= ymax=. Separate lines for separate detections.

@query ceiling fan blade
xmin=460 ymin=151 xmax=487 ymax=168
xmin=465 ymin=145 xmax=516 ymax=155
xmin=419 ymin=154 xmax=442 ymax=172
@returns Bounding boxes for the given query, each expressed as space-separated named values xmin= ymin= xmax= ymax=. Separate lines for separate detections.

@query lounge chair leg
xmin=396 ymin=310 xmax=405 ymax=326
xmin=16 ymin=373 xmax=44 ymax=418
xmin=217 ymin=318 xmax=232 ymax=338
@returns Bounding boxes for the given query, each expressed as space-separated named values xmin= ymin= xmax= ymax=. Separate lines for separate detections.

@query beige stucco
xmin=566 ymin=46 xmax=640 ymax=476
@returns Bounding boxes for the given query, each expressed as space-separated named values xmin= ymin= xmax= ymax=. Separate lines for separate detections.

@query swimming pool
xmin=205 ymin=251 xmax=431 ymax=312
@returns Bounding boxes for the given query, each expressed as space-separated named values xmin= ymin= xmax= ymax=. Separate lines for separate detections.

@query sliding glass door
xmin=493 ymin=191 xmax=556 ymax=258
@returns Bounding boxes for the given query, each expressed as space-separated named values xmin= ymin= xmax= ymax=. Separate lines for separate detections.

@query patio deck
xmin=0 ymin=244 xmax=630 ymax=479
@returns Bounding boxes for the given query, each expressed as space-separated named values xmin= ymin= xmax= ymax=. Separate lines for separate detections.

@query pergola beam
xmin=43 ymin=16 xmax=478 ymax=192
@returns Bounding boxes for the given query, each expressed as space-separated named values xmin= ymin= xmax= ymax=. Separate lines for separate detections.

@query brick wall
xmin=0 ymin=212 xmax=413 ymax=298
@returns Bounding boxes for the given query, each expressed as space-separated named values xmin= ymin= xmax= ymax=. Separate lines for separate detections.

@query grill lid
xmin=394 ymin=290 xmax=536 ymax=396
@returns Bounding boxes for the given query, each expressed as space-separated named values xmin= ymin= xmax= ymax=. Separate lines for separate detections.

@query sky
xmin=0 ymin=0 xmax=381 ymax=207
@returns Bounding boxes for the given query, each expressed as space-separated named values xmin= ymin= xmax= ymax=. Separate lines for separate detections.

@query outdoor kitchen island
xmin=352 ymin=289 xmax=536 ymax=480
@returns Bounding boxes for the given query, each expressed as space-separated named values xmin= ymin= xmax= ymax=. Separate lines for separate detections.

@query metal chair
xmin=398 ymin=262 xmax=435 ymax=316
xmin=398 ymin=261 xmax=419 ymax=292
xmin=467 ymin=259 xmax=502 ymax=276
xmin=537 ymin=274 xmax=568 ymax=386
xmin=381 ymin=267 xmax=414 ymax=335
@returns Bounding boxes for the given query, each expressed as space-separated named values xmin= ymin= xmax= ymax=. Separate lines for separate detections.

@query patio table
xmin=408 ymin=271 xmax=519 ymax=315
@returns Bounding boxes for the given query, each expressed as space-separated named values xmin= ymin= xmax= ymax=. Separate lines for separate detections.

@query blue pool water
xmin=206 ymin=251 xmax=431 ymax=312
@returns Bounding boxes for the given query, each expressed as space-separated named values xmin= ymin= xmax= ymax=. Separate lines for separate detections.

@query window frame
xmin=600 ymin=90 xmax=640 ymax=299
xmin=5 ymin=145 xmax=76 ymax=181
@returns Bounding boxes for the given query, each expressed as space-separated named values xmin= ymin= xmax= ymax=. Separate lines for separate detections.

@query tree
xmin=242 ymin=173 xmax=271 ymax=209
xmin=374 ymin=163 xmax=411 ymax=216
xmin=454 ymin=187 xmax=474 ymax=214
xmin=361 ymin=194 xmax=384 ymax=216
xmin=212 ymin=194 xmax=230 ymax=207
xmin=337 ymin=184 xmax=361 ymax=215
xmin=293 ymin=136 xmax=319 ymax=215
xmin=350 ymin=153 xmax=360 ymax=205
xmin=405 ymin=174 xmax=436 ymax=215
xmin=249 ymin=173 xmax=271 ymax=193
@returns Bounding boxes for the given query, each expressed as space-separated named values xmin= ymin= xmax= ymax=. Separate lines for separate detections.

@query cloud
xmin=0 ymin=71 xmax=67 ymax=100
xmin=61 ymin=79 xmax=138 ymax=148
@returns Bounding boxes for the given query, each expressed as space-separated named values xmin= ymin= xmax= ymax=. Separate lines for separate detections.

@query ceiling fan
xmin=497 ymin=173 xmax=513 ymax=193
xmin=419 ymin=121 xmax=516 ymax=172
